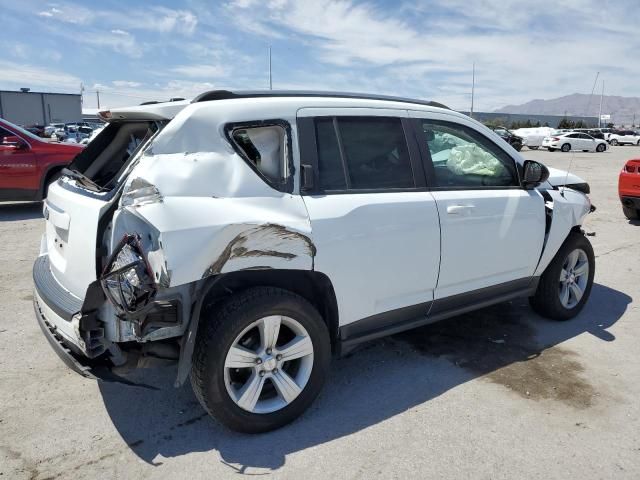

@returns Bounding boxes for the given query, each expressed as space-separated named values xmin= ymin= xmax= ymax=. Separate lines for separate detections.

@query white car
xmin=33 ymin=91 xmax=595 ymax=433
xmin=542 ymin=132 xmax=608 ymax=152
xmin=608 ymin=130 xmax=640 ymax=146
xmin=44 ymin=123 xmax=65 ymax=137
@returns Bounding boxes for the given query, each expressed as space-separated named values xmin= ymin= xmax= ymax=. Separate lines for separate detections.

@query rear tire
xmin=622 ymin=205 xmax=640 ymax=220
xmin=561 ymin=143 xmax=571 ymax=152
xmin=190 ymin=287 xmax=331 ymax=433
xmin=528 ymin=146 xmax=539 ymax=150
xmin=548 ymin=148 xmax=556 ymax=152
xmin=610 ymin=139 xmax=619 ymax=146
xmin=530 ymin=232 xmax=595 ymax=321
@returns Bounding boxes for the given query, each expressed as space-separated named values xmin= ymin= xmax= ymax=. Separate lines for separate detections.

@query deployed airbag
xmin=447 ymin=144 xmax=508 ymax=177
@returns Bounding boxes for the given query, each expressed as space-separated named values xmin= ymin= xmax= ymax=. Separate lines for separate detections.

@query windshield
xmin=0 ymin=118 xmax=44 ymax=142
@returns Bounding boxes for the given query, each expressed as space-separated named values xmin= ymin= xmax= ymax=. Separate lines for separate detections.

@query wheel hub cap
xmin=263 ymin=356 xmax=277 ymax=371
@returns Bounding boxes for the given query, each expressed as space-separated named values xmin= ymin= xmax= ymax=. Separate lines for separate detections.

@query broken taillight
xmin=101 ymin=234 xmax=156 ymax=314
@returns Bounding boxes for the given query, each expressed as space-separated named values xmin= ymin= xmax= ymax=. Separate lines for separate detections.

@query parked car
xmin=608 ymin=130 xmax=640 ymax=146
xmin=490 ymin=126 xmax=524 ymax=151
xmin=44 ymin=123 xmax=66 ymax=137
xmin=79 ymin=125 xmax=105 ymax=145
xmin=619 ymin=158 xmax=640 ymax=220
xmin=52 ymin=125 xmax=94 ymax=143
xmin=0 ymin=118 xmax=84 ymax=201
xmin=542 ymin=132 xmax=608 ymax=152
xmin=33 ymin=91 xmax=595 ymax=433
xmin=573 ymin=128 xmax=605 ymax=140
xmin=24 ymin=124 xmax=46 ymax=137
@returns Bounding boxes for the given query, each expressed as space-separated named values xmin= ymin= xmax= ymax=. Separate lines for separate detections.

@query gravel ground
xmin=1 ymin=146 xmax=639 ymax=479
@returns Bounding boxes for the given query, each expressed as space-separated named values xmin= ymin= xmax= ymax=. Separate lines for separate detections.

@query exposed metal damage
xmin=203 ymin=223 xmax=317 ymax=277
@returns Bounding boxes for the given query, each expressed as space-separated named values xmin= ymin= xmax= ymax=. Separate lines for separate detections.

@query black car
xmin=491 ymin=126 xmax=524 ymax=151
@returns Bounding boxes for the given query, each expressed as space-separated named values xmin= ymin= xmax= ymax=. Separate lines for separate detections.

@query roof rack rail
xmin=191 ymin=89 xmax=450 ymax=110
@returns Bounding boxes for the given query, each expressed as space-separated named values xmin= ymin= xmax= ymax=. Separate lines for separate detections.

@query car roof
xmin=192 ymin=89 xmax=451 ymax=110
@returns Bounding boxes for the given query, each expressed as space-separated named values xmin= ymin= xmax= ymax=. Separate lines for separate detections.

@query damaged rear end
xmin=33 ymin=99 xmax=316 ymax=385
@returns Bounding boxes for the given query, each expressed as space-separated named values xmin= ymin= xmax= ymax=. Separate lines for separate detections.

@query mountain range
xmin=494 ymin=93 xmax=640 ymax=126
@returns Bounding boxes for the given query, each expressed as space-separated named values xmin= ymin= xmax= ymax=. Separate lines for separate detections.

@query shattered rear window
xmin=231 ymin=125 xmax=287 ymax=184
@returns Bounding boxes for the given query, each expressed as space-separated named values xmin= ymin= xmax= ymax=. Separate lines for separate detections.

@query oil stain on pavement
xmin=393 ymin=300 xmax=597 ymax=408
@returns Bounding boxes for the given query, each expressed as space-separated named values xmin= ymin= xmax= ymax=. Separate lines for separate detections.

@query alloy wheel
xmin=558 ymin=248 xmax=589 ymax=309
xmin=223 ymin=315 xmax=314 ymax=414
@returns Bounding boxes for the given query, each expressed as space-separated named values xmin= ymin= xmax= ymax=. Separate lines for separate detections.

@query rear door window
xmin=313 ymin=116 xmax=414 ymax=191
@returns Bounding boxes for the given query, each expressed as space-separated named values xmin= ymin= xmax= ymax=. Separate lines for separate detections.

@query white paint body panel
xmin=431 ymin=189 xmax=545 ymax=299
xmin=36 ymin=94 xmax=592 ymax=338
xmin=303 ymin=192 xmax=441 ymax=326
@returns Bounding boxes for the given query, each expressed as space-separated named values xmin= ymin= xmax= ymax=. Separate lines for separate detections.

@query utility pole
xmin=268 ymin=46 xmax=272 ymax=90
xmin=598 ymin=80 xmax=604 ymax=128
xmin=80 ymin=83 xmax=84 ymax=106
xmin=96 ymin=90 xmax=101 ymax=109
xmin=470 ymin=62 xmax=475 ymax=118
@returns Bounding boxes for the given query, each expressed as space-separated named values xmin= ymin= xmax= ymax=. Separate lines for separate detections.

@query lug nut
xmin=266 ymin=348 xmax=272 ymax=355
xmin=259 ymin=370 xmax=265 ymax=377
xmin=256 ymin=358 xmax=262 ymax=364
xmin=273 ymin=369 xmax=278 ymax=374
xmin=276 ymin=354 xmax=282 ymax=361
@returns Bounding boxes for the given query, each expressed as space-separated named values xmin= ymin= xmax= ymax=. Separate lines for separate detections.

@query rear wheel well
xmin=40 ymin=165 xmax=65 ymax=199
xmin=199 ymin=270 xmax=340 ymax=353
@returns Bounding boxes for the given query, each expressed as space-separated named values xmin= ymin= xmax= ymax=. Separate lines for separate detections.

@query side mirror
xmin=16 ymin=139 xmax=29 ymax=150
xmin=522 ymin=160 xmax=549 ymax=189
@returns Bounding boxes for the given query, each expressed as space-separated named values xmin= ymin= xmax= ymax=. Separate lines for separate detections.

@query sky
xmin=0 ymin=0 xmax=639 ymax=112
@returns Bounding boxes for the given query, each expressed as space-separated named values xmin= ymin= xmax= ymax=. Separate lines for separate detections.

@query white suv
xmin=608 ymin=130 xmax=640 ymax=146
xmin=33 ymin=91 xmax=595 ymax=433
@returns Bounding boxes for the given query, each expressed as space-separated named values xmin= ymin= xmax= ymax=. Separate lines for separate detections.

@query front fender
xmin=534 ymin=189 xmax=591 ymax=276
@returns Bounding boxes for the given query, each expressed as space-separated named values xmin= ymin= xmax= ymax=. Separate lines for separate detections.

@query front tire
xmin=596 ymin=143 xmax=606 ymax=152
xmin=528 ymin=146 xmax=539 ymax=150
xmin=530 ymin=232 xmax=595 ymax=321
xmin=623 ymin=205 xmax=640 ymax=220
xmin=190 ymin=287 xmax=331 ymax=433
xmin=610 ymin=139 xmax=619 ymax=146
xmin=561 ymin=143 xmax=571 ymax=152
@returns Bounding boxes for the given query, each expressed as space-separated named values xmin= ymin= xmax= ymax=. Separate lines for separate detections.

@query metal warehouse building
xmin=0 ymin=90 xmax=82 ymax=126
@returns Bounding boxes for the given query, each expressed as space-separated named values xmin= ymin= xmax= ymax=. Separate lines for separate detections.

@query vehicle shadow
xmin=0 ymin=202 xmax=43 ymax=221
xmin=98 ymin=283 xmax=630 ymax=471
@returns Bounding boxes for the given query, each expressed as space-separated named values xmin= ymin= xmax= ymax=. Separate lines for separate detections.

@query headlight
xmin=101 ymin=234 xmax=156 ymax=314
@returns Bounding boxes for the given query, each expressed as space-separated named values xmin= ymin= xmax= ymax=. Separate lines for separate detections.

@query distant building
xmin=460 ymin=111 xmax=600 ymax=128
xmin=0 ymin=89 xmax=82 ymax=126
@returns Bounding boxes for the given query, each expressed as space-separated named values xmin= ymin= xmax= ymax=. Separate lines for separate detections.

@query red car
xmin=619 ymin=158 xmax=640 ymax=220
xmin=0 ymin=118 xmax=84 ymax=201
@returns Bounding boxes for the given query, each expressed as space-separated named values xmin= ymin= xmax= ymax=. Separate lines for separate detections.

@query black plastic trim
xmin=0 ymin=188 xmax=39 ymax=202
xmin=621 ymin=196 xmax=640 ymax=209
xmin=33 ymin=296 xmax=96 ymax=379
xmin=192 ymin=89 xmax=450 ymax=110
xmin=33 ymin=255 xmax=82 ymax=321
xmin=340 ymin=277 xmax=539 ymax=352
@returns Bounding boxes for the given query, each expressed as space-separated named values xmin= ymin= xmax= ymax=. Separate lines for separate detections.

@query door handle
xmin=446 ymin=205 xmax=475 ymax=215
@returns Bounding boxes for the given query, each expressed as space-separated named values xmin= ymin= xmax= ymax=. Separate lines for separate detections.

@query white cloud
xmin=224 ymin=0 xmax=640 ymax=109
xmin=36 ymin=2 xmax=198 ymax=35
xmin=170 ymin=65 xmax=228 ymax=79
xmin=0 ymin=60 xmax=81 ymax=91
xmin=112 ymin=80 xmax=142 ymax=88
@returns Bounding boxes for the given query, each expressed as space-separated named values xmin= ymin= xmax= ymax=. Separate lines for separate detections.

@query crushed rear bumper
xmin=33 ymin=292 xmax=97 ymax=379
